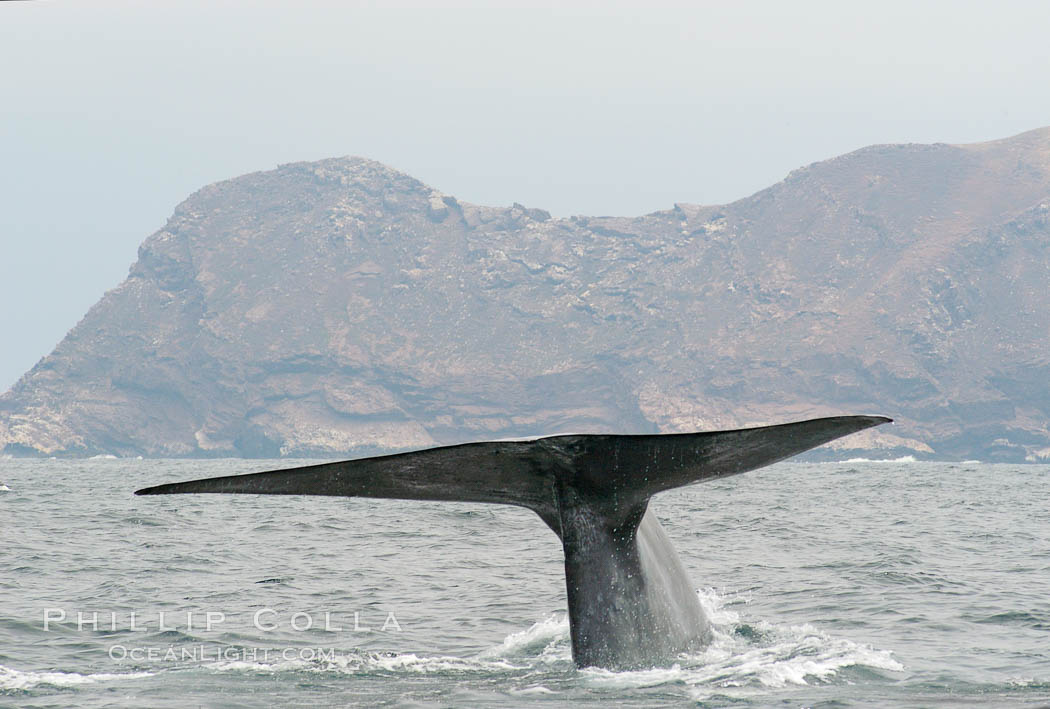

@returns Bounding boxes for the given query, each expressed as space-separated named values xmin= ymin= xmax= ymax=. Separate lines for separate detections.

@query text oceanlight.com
xmin=108 ymin=645 xmax=368 ymax=663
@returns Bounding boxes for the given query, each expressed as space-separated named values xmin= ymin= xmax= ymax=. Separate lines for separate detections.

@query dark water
xmin=1 ymin=457 xmax=1048 ymax=708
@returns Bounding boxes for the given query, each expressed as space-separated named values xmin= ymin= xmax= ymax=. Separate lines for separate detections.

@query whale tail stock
xmin=135 ymin=415 xmax=891 ymax=529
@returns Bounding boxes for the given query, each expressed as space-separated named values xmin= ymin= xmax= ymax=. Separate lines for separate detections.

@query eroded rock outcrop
xmin=4 ymin=128 xmax=1050 ymax=460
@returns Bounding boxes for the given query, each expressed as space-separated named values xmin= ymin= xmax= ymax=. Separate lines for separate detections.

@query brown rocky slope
xmin=3 ymin=128 xmax=1050 ymax=460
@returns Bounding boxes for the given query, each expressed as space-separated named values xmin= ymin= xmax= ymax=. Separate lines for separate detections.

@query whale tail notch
xmin=135 ymin=416 xmax=891 ymax=525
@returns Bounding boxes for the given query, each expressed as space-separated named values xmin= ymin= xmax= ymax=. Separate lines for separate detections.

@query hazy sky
xmin=2 ymin=0 xmax=1050 ymax=390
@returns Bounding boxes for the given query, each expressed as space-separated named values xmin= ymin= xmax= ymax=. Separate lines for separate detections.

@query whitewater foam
xmin=208 ymin=650 xmax=524 ymax=676
xmin=844 ymin=455 xmax=918 ymax=463
xmin=0 ymin=664 xmax=152 ymax=691
xmin=579 ymin=588 xmax=903 ymax=695
xmin=197 ymin=588 xmax=902 ymax=693
xmin=477 ymin=613 xmax=571 ymax=663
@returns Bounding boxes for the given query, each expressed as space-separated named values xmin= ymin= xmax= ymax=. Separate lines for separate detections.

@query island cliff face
xmin=3 ymin=128 xmax=1050 ymax=460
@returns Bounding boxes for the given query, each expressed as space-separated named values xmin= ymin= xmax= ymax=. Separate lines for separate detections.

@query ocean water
xmin=1 ymin=457 xmax=1048 ymax=708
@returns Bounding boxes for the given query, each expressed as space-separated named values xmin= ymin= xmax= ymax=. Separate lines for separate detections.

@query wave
xmin=200 ymin=588 xmax=902 ymax=698
xmin=477 ymin=613 xmax=570 ymax=663
xmin=204 ymin=614 xmax=573 ymax=677
xmin=0 ymin=664 xmax=153 ymax=691
xmin=578 ymin=588 xmax=903 ymax=696
xmin=207 ymin=651 xmax=526 ymax=676
xmin=842 ymin=455 xmax=918 ymax=463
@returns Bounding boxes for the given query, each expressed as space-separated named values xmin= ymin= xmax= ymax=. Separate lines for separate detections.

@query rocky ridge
xmin=3 ymin=128 xmax=1050 ymax=460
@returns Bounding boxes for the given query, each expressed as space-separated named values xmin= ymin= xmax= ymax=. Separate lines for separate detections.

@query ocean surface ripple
xmin=1 ymin=458 xmax=1047 ymax=707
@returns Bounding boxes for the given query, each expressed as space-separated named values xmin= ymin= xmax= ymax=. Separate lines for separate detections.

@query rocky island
xmin=3 ymin=128 xmax=1050 ymax=461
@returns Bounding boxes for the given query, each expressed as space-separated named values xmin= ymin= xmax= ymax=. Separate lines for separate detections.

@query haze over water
xmin=1 ymin=458 xmax=1047 ymax=707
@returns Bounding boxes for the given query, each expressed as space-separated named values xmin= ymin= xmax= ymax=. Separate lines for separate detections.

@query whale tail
xmin=135 ymin=415 xmax=890 ymax=527
xmin=136 ymin=414 xmax=891 ymax=669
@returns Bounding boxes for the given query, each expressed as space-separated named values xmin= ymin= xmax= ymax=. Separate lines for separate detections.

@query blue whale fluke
xmin=136 ymin=414 xmax=890 ymax=669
